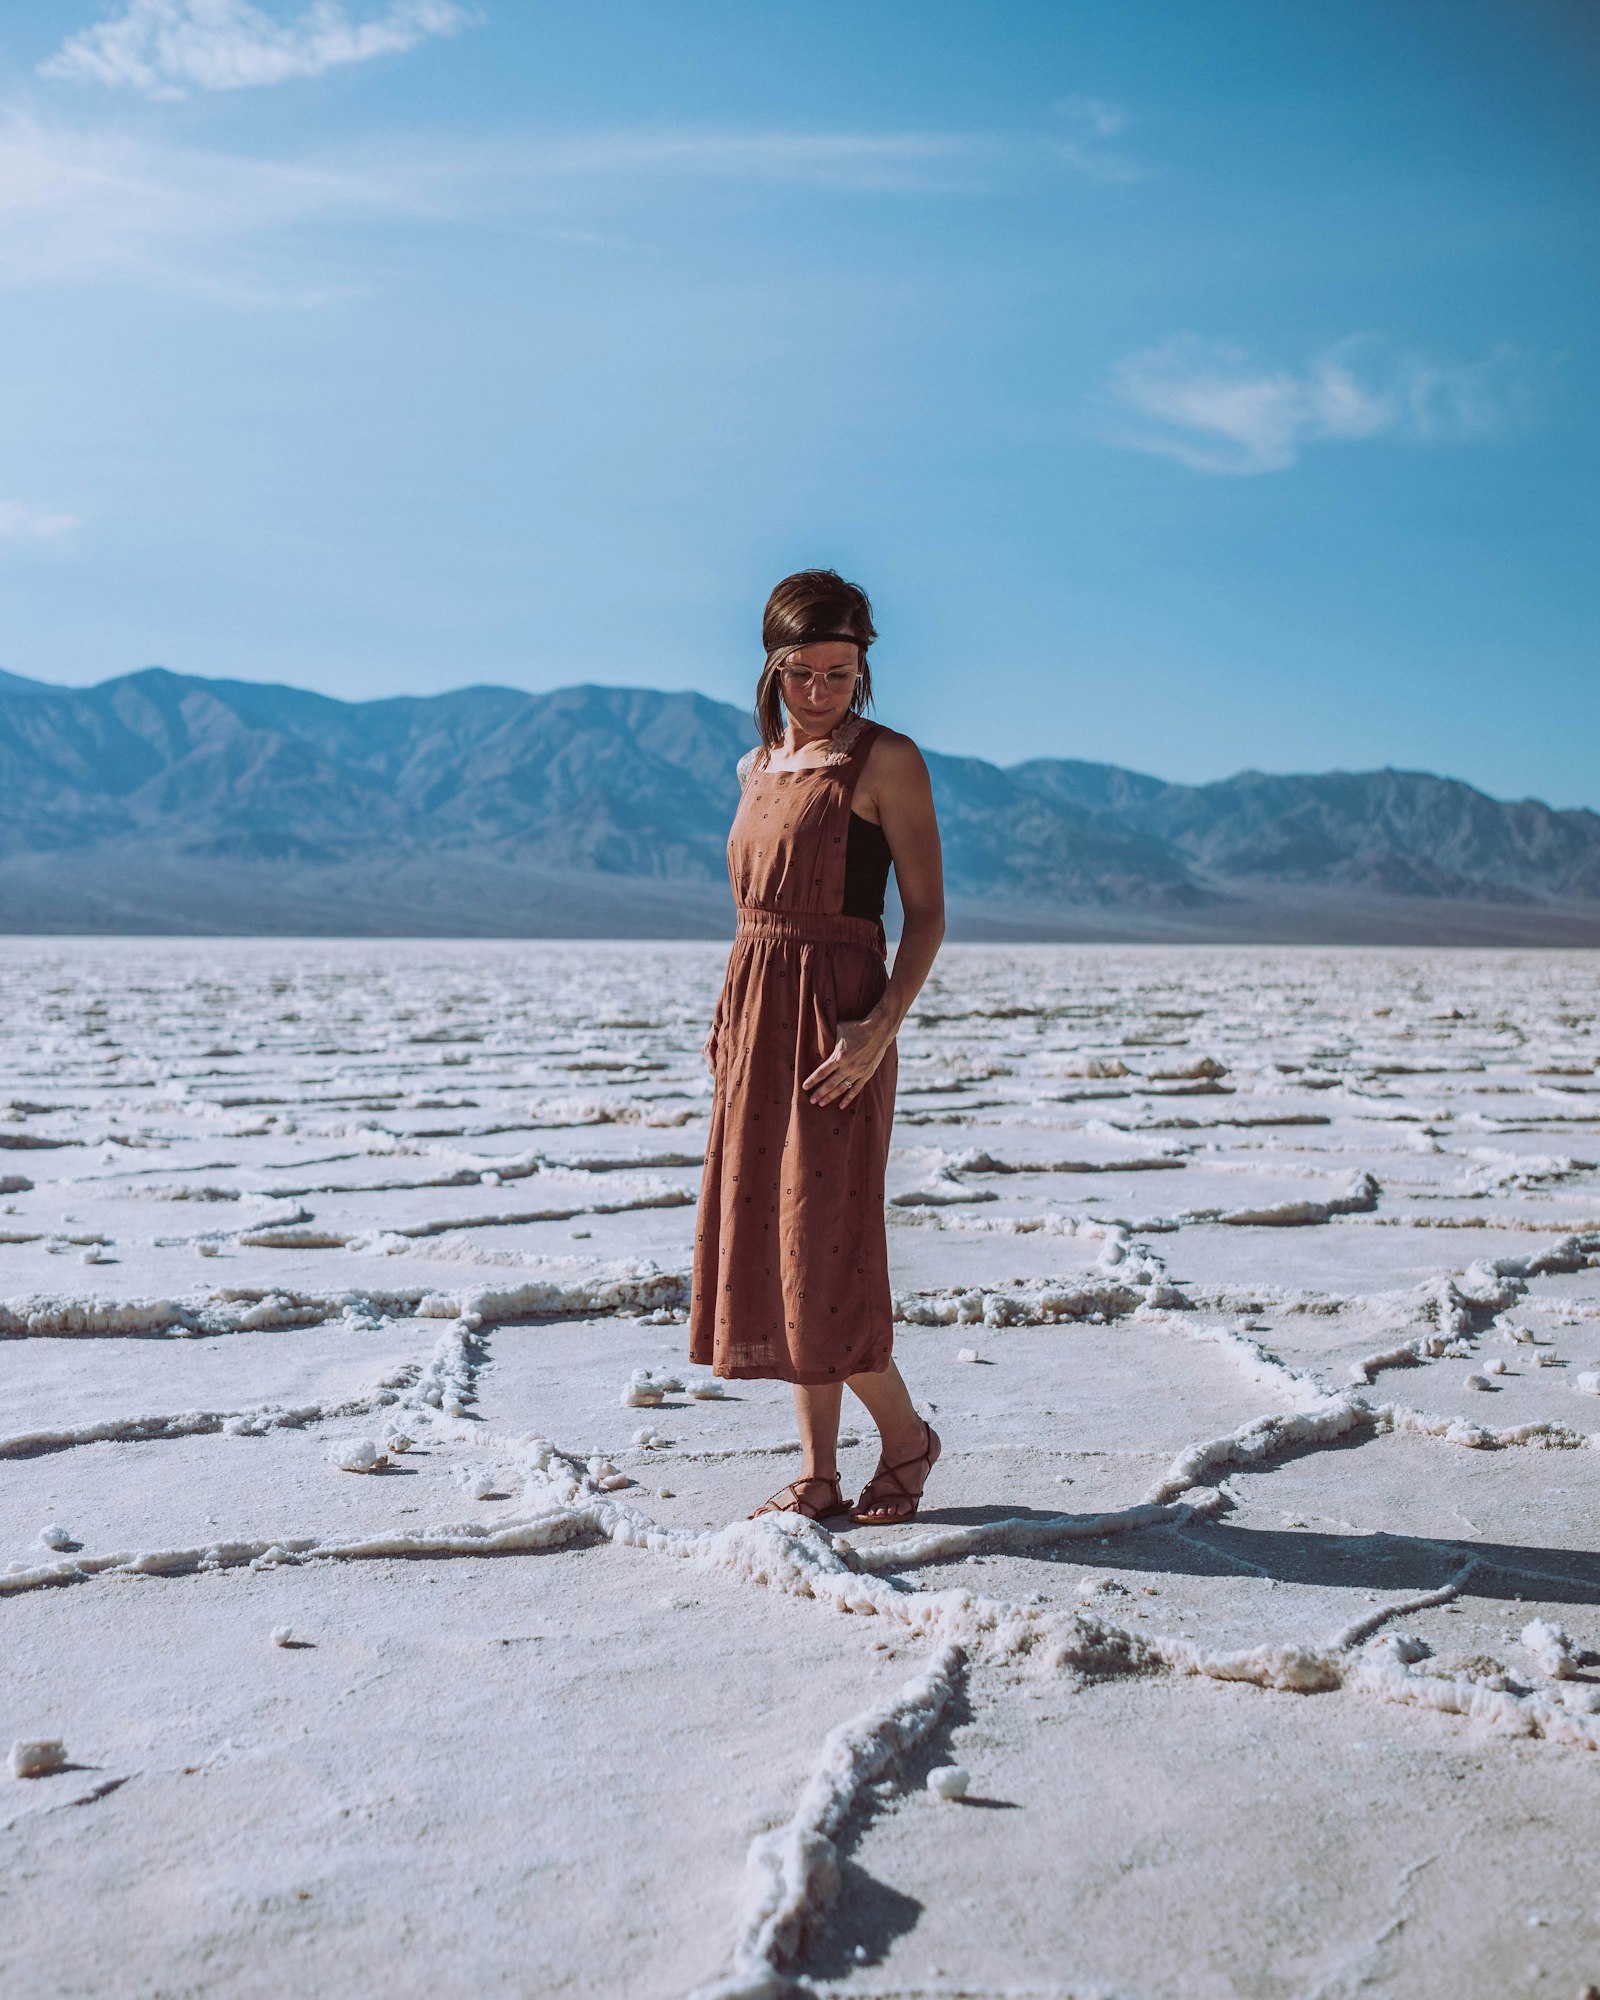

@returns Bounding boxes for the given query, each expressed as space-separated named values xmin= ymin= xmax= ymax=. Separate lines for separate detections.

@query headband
xmin=767 ymin=632 xmax=870 ymax=660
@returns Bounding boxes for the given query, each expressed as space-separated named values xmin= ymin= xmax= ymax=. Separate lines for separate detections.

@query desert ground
xmin=2 ymin=938 xmax=1597 ymax=2000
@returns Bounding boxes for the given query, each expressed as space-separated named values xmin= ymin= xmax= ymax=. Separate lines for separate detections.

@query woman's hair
xmin=754 ymin=568 xmax=877 ymax=747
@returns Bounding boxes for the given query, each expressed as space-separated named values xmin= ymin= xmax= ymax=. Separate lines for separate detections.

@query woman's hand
xmin=701 ymin=1027 xmax=718 ymax=1076
xmin=803 ymin=1012 xmax=894 ymax=1109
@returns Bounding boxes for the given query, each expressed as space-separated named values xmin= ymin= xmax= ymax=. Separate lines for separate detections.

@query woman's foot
xmin=747 ymin=1473 xmax=852 ymax=1522
xmin=851 ymin=1421 xmax=941 ymax=1525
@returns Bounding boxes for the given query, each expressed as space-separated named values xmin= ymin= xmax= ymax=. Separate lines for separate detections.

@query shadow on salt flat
xmin=877 ymin=1506 xmax=1600 ymax=1606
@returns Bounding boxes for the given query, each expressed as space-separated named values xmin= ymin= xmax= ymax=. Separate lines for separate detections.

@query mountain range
xmin=2 ymin=666 xmax=1597 ymax=943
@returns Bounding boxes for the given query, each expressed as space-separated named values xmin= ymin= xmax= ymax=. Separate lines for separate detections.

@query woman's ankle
xmin=876 ymin=1416 xmax=928 ymax=1462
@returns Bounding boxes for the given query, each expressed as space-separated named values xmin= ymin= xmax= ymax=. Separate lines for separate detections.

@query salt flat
xmin=1 ymin=938 xmax=1598 ymax=2000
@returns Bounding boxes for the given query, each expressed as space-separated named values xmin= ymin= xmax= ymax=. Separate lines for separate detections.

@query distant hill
xmin=1 ymin=667 xmax=1597 ymax=942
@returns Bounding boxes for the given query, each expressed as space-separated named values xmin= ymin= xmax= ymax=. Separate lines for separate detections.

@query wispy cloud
xmin=1047 ymin=95 xmax=1148 ymax=183
xmin=0 ymin=111 xmax=427 ymax=298
xmin=39 ymin=0 xmax=477 ymax=100
xmin=0 ymin=108 xmax=1114 ymax=301
xmin=481 ymin=128 xmax=989 ymax=195
xmin=0 ymin=501 xmax=78 ymax=544
xmin=1106 ymin=334 xmax=1520 ymax=474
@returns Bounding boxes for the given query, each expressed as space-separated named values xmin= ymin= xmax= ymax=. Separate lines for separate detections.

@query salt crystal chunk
xmin=621 ymin=1384 xmax=664 ymax=1408
xmin=271 ymin=1625 xmax=294 ymax=1647
xmin=1463 ymin=1373 xmax=1492 ymax=1391
xmin=9 ymin=1739 xmax=65 ymax=1780
xmin=1483 ymin=1357 xmax=1507 ymax=1376
xmin=688 ymin=1377 xmax=725 ymax=1400
xmin=926 ymin=1765 xmax=969 ymax=1800
xmin=956 ymin=1347 xmax=980 ymax=1364
xmin=1574 ymin=1371 xmax=1600 ymax=1396
xmin=38 ymin=1524 xmax=71 ymax=1550
xmin=1521 ymin=1619 xmax=1577 ymax=1680
xmin=1077 ymin=1574 xmax=1129 ymax=1599
xmin=1534 ymin=1351 xmax=1561 ymax=1367
xmin=330 ymin=1438 xmax=384 ymax=1473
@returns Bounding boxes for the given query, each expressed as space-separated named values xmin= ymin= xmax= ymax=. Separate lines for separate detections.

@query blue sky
xmin=1 ymin=0 xmax=1596 ymax=805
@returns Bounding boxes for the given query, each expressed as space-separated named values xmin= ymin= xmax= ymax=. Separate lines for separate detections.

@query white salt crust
xmin=5 ymin=943 xmax=1600 ymax=1994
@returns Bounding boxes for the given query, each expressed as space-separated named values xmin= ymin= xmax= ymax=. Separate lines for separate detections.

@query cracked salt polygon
xmin=329 ymin=1438 xmax=385 ymax=1473
xmin=38 ymin=1524 xmax=71 ymax=1550
xmin=1574 ymin=1372 xmax=1600 ymax=1396
xmin=9 ymin=1739 xmax=66 ymax=1780
xmin=1521 ymin=1620 xmax=1578 ymax=1680
xmin=1463 ymin=1373 xmax=1493 ymax=1391
xmin=926 ymin=1765 xmax=969 ymax=1800
xmin=955 ymin=1347 xmax=980 ymax=1364
xmin=271 ymin=1625 xmax=294 ymax=1647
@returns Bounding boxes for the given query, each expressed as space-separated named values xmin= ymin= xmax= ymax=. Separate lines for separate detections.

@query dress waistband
xmin=735 ymin=906 xmax=886 ymax=954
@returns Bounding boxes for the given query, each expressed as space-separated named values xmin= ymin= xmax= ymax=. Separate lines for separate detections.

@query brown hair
xmin=754 ymin=568 xmax=877 ymax=748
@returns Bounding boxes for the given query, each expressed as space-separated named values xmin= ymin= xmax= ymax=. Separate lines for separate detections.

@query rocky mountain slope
xmin=2 ymin=668 xmax=1596 ymax=941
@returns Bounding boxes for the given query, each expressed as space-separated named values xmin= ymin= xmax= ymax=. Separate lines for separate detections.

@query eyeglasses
xmin=779 ymin=667 xmax=859 ymax=692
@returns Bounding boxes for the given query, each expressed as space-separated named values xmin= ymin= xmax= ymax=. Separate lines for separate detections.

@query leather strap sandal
xmin=851 ymin=1420 xmax=941 ymax=1525
xmin=747 ymin=1474 xmax=852 ymax=1522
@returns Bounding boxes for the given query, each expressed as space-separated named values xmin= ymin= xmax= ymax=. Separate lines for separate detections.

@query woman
xmin=690 ymin=569 xmax=947 ymax=1526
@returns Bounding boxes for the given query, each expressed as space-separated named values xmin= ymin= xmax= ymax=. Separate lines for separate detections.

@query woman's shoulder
xmin=860 ymin=721 xmax=926 ymax=774
xmin=735 ymin=744 xmax=764 ymax=790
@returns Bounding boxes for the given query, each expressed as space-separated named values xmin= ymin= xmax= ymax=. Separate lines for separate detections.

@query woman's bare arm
xmin=806 ymin=733 xmax=945 ymax=1108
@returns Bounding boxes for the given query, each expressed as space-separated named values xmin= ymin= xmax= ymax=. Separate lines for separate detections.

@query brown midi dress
xmin=689 ymin=715 xmax=898 ymax=1384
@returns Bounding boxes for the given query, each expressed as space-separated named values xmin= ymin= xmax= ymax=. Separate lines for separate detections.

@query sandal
xmin=851 ymin=1421 xmax=941 ymax=1526
xmin=747 ymin=1474 xmax=852 ymax=1522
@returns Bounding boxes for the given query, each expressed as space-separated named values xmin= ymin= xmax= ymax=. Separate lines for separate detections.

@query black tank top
xmin=841 ymin=810 xmax=893 ymax=919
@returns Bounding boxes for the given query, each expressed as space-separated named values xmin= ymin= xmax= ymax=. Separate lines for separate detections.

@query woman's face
xmin=778 ymin=641 xmax=861 ymax=735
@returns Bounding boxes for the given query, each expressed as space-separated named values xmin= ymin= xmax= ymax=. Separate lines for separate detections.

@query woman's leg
xmin=746 ymin=1381 xmax=847 ymax=1518
xmin=845 ymin=1360 xmax=924 ymax=1460
xmin=792 ymin=1380 xmax=844 ymax=1479
xmin=846 ymin=1361 xmax=939 ymax=1521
